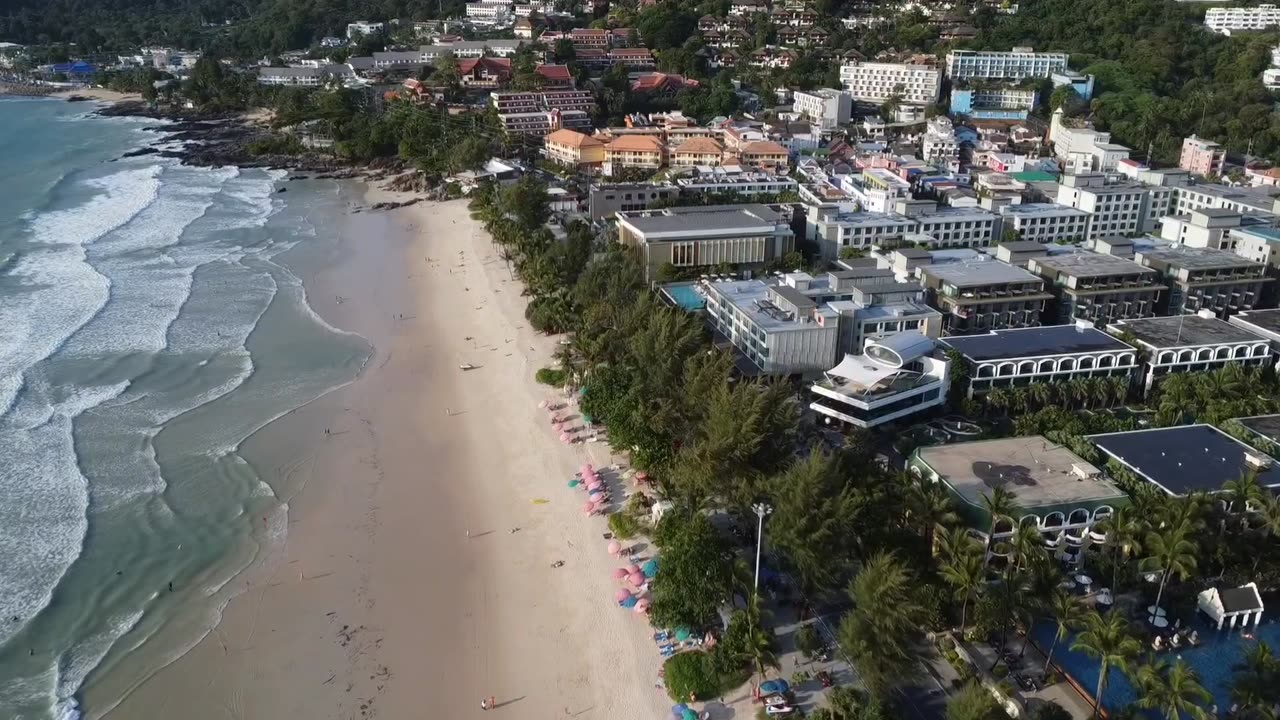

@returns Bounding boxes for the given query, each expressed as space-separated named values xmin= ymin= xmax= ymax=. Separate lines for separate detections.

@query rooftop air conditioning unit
xmin=1245 ymin=452 xmax=1273 ymax=470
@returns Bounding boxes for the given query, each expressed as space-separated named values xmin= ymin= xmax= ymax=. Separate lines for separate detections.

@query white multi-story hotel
xmin=346 ymin=21 xmax=385 ymax=39
xmin=465 ymin=0 xmax=514 ymax=23
xmin=1205 ymin=4 xmax=1280 ymax=35
xmin=1056 ymin=174 xmax=1149 ymax=240
xmin=840 ymin=61 xmax=941 ymax=105
xmin=792 ymin=89 xmax=852 ymax=131
xmin=945 ymin=49 xmax=1070 ymax=81
xmin=999 ymin=203 xmax=1091 ymax=244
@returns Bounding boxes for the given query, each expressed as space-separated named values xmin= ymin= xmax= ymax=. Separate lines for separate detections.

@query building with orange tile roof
xmin=670 ymin=136 xmax=725 ymax=167
xmin=545 ymin=129 xmax=606 ymax=169
xmin=740 ymin=140 xmax=790 ymax=172
xmin=605 ymin=135 xmax=666 ymax=176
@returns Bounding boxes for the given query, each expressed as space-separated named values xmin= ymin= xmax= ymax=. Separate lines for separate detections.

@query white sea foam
xmin=0 ymin=165 xmax=161 ymax=417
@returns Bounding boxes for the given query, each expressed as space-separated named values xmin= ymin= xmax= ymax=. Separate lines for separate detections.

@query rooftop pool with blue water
xmin=662 ymin=283 xmax=706 ymax=311
xmin=1033 ymin=614 xmax=1280 ymax=716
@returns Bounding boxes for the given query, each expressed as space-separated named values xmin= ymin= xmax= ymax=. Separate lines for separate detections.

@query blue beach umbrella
xmin=674 ymin=627 xmax=692 ymax=642
xmin=621 ymin=595 xmax=639 ymax=608
xmin=671 ymin=704 xmax=689 ymax=717
xmin=642 ymin=558 xmax=659 ymax=577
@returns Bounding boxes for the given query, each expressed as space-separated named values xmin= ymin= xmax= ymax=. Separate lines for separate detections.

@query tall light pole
xmin=752 ymin=502 xmax=773 ymax=599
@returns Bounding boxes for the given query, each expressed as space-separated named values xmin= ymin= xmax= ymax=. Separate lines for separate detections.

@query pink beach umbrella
xmin=628 ymin=571 xmax=646 ymax=587
xmin=607 ymin=540 xmax=622 ymax=555
xmin=580 ymin=464 xmax=593 ymax=474
xmin=614 ymin=588 xmax=632 ymax=603
xmin=538 ymin=400 xmax=548 ymax=409
xmin=626 ymin=563 xmax=641 ymax=575
xmin=612 ymin=567 xmax=630 ymax=580
xmin=634 ymin=598 xmax=651 ymax=613
xmin=582 ymin=501 xmax=596 ymax=514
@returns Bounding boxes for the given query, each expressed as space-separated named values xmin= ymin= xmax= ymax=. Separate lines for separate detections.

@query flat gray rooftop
xmin=1031 ymin=252 xmax=1157 ymax=278
xmin=1001 ymin=203 xmax=1088 ymax=218
xmin=1112 ymin=315 xmax=1265 ymax=348
xmin=1138 ymin=246 xmax=1262 ymax=271
xmin=1090 ymin=425 xmax=1280 ymax=495
xmin=942 ymin=324 xmax=1133 ymax=361
xmin=917 ymin=436 xmax=1125 ymax=510
xmin=999 ymin=240 xmax=1051 ymax=253
xmin=619 ymin=204 xmax=786 ymax=238
xmin=1231 ymin=309 xmax=1280 ymax=337
xmin=1236 ymin=414 xmax=1280 ymax=447
xmin=921 ymin=259 xmax=1042 ymax=287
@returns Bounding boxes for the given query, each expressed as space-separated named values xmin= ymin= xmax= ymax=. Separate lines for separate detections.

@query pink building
xmin=1179 ymin=135 xmax=1225 ymax=177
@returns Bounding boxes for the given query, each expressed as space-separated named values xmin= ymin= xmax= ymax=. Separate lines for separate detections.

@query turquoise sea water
xmin=0 ymin=98 xmax=371 ymax=719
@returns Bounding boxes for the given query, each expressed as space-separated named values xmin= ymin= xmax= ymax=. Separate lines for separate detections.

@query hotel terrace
xmin=604 ymin=135 xmax=665 ymax=176
xmin=1107 ymin=313 xmax=1273 ymax=392
xmin=941 ymin=323 xmax=1139 ymax=395
xmin=809 ymin=331 xmax=951 ymax=429
xmin=911 ymin=435 xmax=1129 ymax=557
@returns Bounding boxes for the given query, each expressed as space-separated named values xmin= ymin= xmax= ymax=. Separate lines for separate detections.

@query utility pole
xmin=752 ymin=502 xmax=773 ymax=598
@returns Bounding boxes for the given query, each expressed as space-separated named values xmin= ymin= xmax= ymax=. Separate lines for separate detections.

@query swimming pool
xmin=662 ymin=283 xmax=706 ymax=311
xmin=1033 ymin=615 xmax=1280 ymax=716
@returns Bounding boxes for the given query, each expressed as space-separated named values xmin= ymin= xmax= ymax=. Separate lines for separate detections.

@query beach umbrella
xmin=635 ymin=598 xmax=651 ymax=613
xmin=628 ymin=571 xmax=645 ymax=586
xmin=642 ymin=559 xmax=659 ymax=578
xmin=621 ymin=596 xmax=639 ymax=609
xmin=607 ymin=540 xmax=621 ymax=555
xmin=672 ymin=704 xmax=689 ymax=718
xmin=582 ymin=463 xmax=594 ymax=473
xmin=538 ymin=400 xmax=548 ymax=409
xmin=615 ymin=588 xmax=632 ymax=603
xmin=567 ymin=479 xmax=581 ymax=488
xmin=612 ymin=567 xmax=629 ymax=580
xmin=674 ymin=628 xmax=692 ymax=642
xmin=560 ymin=433 xmax=572 ymax=443
xmin=583 ymin=501 xmax=596 ymax=514
xmin=587 ymin=483 xmax=603 ymax=492
xmin=626 ymin=563 xmax=641 ymax=575
xmin=682 ymin=710 xmax=697 ymax=720
xmin=589 ymin=489 xmax=605 ymax=498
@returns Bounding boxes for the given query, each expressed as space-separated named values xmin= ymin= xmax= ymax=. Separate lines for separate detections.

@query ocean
xmin=0 ymin=98 xmax=372 ymax=719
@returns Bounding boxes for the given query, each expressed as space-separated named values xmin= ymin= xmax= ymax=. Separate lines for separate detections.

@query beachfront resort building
xmin=941 ymin=323 xmax=1139 ymax=396
xmin=1133 ymin=246 xmax=1270 ymax=317
xmin=1204 ymin=5 xmax=1280 ymax=35
xmin=1107 ymin=313 xmax=1273 ymax=392
xmin=911 ymin=435 xmax=1128 ymax=556
xmin=1230 ymin=309 xmax=1280 ymax=361
xmin=700 ymin=272 xmax=942 ymax=374
xmin=616 ymin=204 xmax=796 ymax=281
xmin=543 ymin=129 xmax=605 ymax=170
xmin=918 ymin=260 xmax=1052 ymax=333
xmin=604 ymin=135 xmax=666 ymax=176
xmin=809 ymin=331 xmax=950 ymax=429
xmin=1090 ymin=424 xmax=1280 ymax=497
xmin=839 ymin=60 xmax=942 ymax=105
xmin=1026 ymin=252 xmax=1165 ymax=325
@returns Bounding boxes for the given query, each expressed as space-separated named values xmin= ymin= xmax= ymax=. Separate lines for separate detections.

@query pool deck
xmin=959 ymin=635 xmax=1096 ymax=719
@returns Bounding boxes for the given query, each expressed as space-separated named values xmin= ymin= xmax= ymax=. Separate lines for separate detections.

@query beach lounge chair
xmin=1170 ymin=633 xmax=1182 ymax=649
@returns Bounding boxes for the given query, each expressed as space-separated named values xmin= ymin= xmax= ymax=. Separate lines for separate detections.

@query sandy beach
xmin=52 ymin=88 xmax=142 ymax=103
xmin=109 ymin=190 xmax=675 ymax=720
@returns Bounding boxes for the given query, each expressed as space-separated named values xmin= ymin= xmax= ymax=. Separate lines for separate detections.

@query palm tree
xmin=1108 ymin=376 xmax=1130 ymax=407
xmin=1223 ymin=471 xmax=1265 ymax=517
xmin=1042 ymin=589 xmax=1086 ymax=676
xmin=986 ymin=386 xmax=1009 ymax=416
xmin=1094 ymin=504 xmax=1145 ymax=591
xmin=980 ymin=487 xmax=1018 ymax=557
xmin=908 ymin=475 xmax=958 ymax=557
xmin=936 ymin=524 xmax=981 ymax=566
xmin=1232 ymin=641 xmax=1280 ymax=718
xmin=743 ymin=598 xmax=780 ymax=685
xmin=1072 ymin=610 xmax=1141 ymax=719
xmin=1139 ymin=523 xmax=1198 ymax=630
xmin=940 ymin=543 xmax=986 ymax=637
xmin=1069 ymin=378 xmax=1091 ymax=410
xmin=1134 ymin=658 xmax=1212 ymax=720
xmin=1029 ymin=382 xmax=1053 ymax=410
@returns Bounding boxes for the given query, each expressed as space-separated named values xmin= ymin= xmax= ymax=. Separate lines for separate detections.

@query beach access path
xmin=108 ymin=193 xmax=673 ymax=720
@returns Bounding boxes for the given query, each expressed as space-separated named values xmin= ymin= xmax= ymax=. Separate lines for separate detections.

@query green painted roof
xmin=1012 ymin=170 xmax=1058 ymax=182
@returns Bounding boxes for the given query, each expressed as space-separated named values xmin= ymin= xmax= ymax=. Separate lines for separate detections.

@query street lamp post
xmin=752 ymin=502 xmax=773 ymax=599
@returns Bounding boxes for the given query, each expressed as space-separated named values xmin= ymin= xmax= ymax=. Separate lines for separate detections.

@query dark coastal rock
xmin=369 ymin=199 xmax=422 ymax=211
xmin=121 ymin=147 xmax=160 ymax=158
xmin=277 ymin=187 xmax=288 ymax=193
xmin=64 ymin=95 xmax=91 ymax=103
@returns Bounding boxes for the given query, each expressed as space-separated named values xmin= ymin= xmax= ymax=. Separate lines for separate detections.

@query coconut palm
xmin=1042 ymin=589 xmax=1086 ymax=676
xmin=1231 ymin=641 xmax=1280 ymax=717
xmin=1108 ymin=376 xmax=1130 ymax=407
xmin=1133 ymin=658 xmax=1212 ymax=720
xmin=936 ymin=524 xmax=982 ymax=566
xmin=1011 ymin=521 xmax=1044 ymax=570
xmin=1029 ymin=382 xmax=1053 ymax=410
xmin=744 ymin=598 xmax=781 ymax=683
xmin=940 ymin=543 xmax=986 ymax=636
xmin=980 ymin=487 xmax=1018 ymax=557
xmin=1007 ymin=386 xmax=1029 ymax=414
xmin=1070 ymin=378 xmax=1091 ymax=410
xmin=986 ymin=386 xmax=1009 ymax=416
xmin=1223 ymin=471 xmax=1265 ymax=517
xmin=1072 ymin=610 xmax=1141 ymax=719
xmin=1140 ymin=523 xmax=1198 ymax=628
xmin=908 ymin=475 xmax=959 ymax=557
xmin=1097 ymin=505 xmax=1145 ymax=592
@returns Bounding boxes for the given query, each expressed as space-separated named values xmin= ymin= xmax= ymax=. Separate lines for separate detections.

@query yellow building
xmin=669 ymin=136 xmax=724 ymax=167
xmin=739 ymin=140 xmax=790 ymax=172
xmin=605 ymin=135 xmax=666 ymax=176
xmin=544 ymin=129 xmax=605 ymax=169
